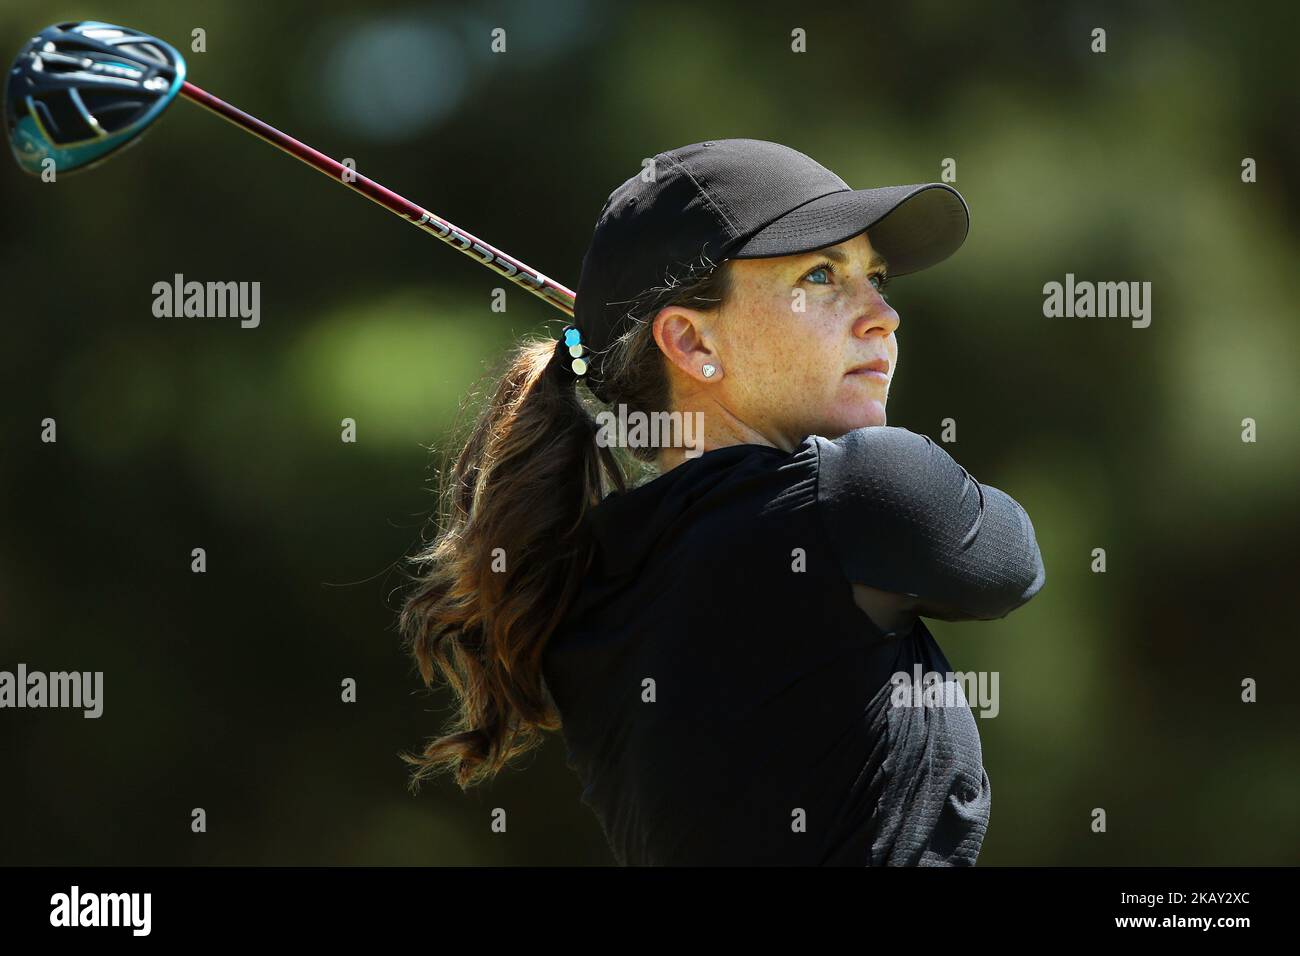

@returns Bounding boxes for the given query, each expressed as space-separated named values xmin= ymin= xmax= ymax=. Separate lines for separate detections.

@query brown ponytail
xmin=398 ymin=256 xmax=733 ymax=790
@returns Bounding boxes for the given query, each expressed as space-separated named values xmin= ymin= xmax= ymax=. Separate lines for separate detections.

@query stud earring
xmin=702 ymin=364 xmax=717 ymax=378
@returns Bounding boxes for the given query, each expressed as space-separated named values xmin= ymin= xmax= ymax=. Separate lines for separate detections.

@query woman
xmin=399 ymin=138 xmax=1045 ymax=866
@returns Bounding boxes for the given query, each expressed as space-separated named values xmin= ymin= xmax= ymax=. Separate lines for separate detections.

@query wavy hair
xmin=398 ymin=255 xmax=734 ymax=789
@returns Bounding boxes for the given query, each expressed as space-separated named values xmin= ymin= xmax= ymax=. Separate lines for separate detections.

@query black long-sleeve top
xmin=542 ymin=425 xmax=1046 ymax=865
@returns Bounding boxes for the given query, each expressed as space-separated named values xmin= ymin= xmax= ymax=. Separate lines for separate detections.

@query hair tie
xmin=555 ymin=325 xmax=590 ymax=382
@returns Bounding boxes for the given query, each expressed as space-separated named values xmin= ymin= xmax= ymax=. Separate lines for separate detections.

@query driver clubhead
xmin=5 ymin=21 xmax=186 ymax=176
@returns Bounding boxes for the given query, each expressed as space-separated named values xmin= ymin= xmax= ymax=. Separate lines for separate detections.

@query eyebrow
xmin=797 ymin=245 xmax=890 ymax=273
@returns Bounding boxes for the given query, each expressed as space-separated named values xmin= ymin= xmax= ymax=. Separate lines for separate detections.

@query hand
xmin=850 ymin=583 xmax=920 ymax=636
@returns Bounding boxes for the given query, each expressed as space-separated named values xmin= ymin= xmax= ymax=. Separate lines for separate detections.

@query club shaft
xmin=178 ymin=81 xmax=576 ymax=317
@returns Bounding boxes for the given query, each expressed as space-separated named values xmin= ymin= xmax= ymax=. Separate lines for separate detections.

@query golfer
xmin=399 ymin=138 xmax=1046 ymax=866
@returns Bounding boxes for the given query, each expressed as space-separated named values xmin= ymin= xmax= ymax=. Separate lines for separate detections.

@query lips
xmin=846 ymin=358 xmax=890 ymax=377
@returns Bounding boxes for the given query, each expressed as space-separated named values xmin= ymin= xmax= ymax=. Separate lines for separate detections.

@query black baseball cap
xmin=573 ymin=138 xmax=969 ymax=401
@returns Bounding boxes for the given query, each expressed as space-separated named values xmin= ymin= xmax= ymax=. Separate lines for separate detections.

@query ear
xmin=652 ymin=305 xmax=721 ymax=385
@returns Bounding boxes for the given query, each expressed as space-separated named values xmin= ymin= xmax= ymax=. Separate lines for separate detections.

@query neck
xmin=653 ymin=392 xmax=792 ymax=474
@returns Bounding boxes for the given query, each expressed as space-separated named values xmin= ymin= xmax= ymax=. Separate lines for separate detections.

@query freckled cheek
xmin=740 ymin=307 xmax=793 ymax=382
xmin=741 ymin=301 xmax=839 ymax=397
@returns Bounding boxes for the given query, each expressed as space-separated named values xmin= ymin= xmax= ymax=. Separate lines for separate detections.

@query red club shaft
xmin=178 ymin=81 xmax=576 ymax=316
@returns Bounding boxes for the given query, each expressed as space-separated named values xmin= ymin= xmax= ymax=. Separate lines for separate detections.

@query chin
xmin=819 ymin=402 xmax=887 ymax=439
xmin=853 ymin=400 xmax=888 ymax=429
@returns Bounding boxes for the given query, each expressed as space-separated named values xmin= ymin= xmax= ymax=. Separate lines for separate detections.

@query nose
xmin=851 ymin=286 xmax=900 ymax=339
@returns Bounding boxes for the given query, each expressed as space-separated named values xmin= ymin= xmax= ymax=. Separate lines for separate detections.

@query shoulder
xmin=804 ymin=425 xmax=937 ymax=460
xmin=802 ymin=426 xmax=944 ymax=488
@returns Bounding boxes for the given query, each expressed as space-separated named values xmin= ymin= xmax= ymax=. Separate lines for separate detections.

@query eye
xmin=801 ymin=261 xmax=892 ymax=297
xmin=802 ymin=261 xmax=834 ymax=284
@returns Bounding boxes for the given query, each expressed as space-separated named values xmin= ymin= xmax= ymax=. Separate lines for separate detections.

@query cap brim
xmin=727 ymin=183 xmax=969 ymax=277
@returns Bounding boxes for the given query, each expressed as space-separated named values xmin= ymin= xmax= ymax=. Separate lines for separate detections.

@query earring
xmin=702 ymin=364 xmax=717 ymax=378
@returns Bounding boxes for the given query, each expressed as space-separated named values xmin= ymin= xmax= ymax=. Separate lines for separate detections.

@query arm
xmin=851 ymin=584 xmax=972 ymax=631
xmin=815 ymin=426 xmax=1045 ymax=621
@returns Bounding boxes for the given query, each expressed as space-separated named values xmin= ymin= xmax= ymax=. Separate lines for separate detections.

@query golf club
xmin=5 ymin=20 xmax=577 ymax=316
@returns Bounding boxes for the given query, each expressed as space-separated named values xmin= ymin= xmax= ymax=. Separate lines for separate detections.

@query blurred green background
xmin=1 ymin=0 xmax=1297 ymax=865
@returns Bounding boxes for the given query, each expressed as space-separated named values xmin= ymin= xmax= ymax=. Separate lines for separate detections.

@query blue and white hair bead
xmin=562 ymin=325 xmax=588 ymax=377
